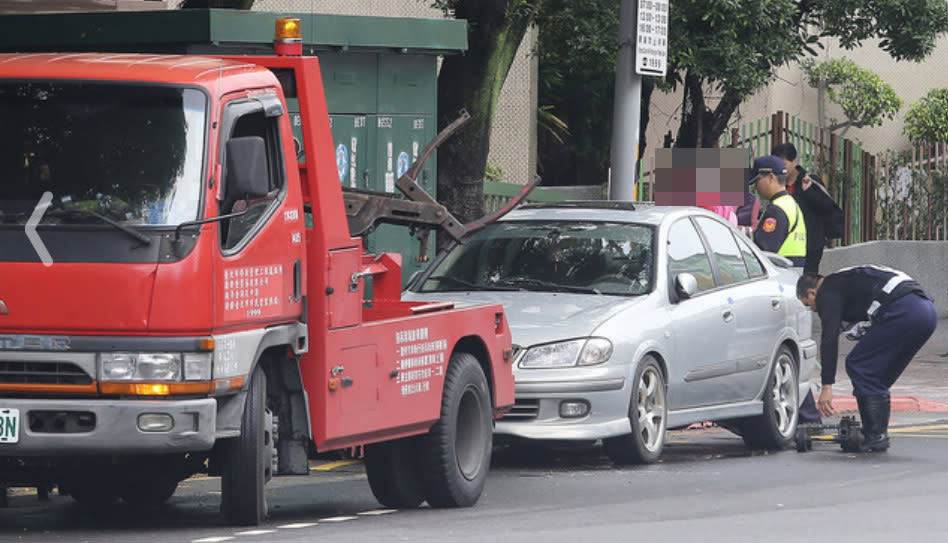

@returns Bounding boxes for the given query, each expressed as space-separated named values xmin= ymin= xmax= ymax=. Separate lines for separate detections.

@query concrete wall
xmin=820 ymin=241 xmax=948 ymax=317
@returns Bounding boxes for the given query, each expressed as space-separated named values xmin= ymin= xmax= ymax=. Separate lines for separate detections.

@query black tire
xmin=364 ymin=437 xmax=426 ymax=509
xmin=121 ymin=478 xmax=178 ymax=508
xmin=740 ymin=346 xmax=799 ymax=450
xmin=604 ymin=356 xmax=667 ymax=464
xmin=420 ymin=352 xmax=493 ymax=508
xmin=220 ymin=365 xmax=272 ymax=526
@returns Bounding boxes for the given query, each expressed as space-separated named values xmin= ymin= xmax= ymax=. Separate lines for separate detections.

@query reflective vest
xmin=771 ymin=193 xmax=806 ymax=258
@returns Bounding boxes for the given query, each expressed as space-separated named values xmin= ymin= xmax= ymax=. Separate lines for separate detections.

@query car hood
xmin=404 ymin=290 xmax=645 ymax=347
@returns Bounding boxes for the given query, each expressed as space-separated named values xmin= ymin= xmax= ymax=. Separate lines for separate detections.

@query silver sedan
xmin=404 ymin=202 xmax=817 ymax=463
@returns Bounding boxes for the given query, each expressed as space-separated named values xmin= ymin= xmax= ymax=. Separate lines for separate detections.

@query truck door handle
xmin=722 ymin=309 xmax=734 ymax=323
xmin=293 ymin=259 xmax=302 ymax=302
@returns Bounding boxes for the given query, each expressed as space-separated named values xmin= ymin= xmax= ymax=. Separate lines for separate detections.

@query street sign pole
xmin=609 ymin=0 xmax=640 ymax=201
xmin=610 ymin=0 xmax=668 ymax=201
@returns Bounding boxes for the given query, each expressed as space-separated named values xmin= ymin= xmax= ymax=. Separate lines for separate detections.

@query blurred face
xmin=751 ymin=173 xmax=777 ymax=199
xmin=798 ymin=288 xmax=817 ymax=310
xmin=783 ymin=157 xmax=798 ymax=184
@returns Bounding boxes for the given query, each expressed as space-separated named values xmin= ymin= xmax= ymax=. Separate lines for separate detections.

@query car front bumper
xmin=495 ymin=367 xmax=633 ymax=440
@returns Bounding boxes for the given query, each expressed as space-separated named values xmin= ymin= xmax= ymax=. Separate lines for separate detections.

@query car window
xmin=667 ymin=218 xmax=714 ymax=292
xmin=694 ymin=216 xmax=749 ymax=285
xmin=417 ymin=220 xmax=654 ymax=296
xmin=735 ymin=233 xmax=766 ymax=278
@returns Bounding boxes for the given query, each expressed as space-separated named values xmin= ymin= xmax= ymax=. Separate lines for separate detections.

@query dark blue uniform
xmin=813 ymin=265 xmax=936 ymax=451
xmin=814 ymin=266 xmax=936 ymax=396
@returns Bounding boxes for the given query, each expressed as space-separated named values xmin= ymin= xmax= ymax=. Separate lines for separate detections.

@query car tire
xmin=420 ymin=352 xmax=493 ymax=508
xmin=604 ymin=356 xmax=667 ymax=464
xmin=740 ymin=345 xmax=798 ymax=450
xmin=219 ymin=364 xmax=272 ymax=526
xmin=364 ymin=437 xmax=427 ymax=509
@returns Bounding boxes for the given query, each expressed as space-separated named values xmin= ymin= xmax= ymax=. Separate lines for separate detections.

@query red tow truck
xmin=0 ymin=17 xmax=513 ymax=525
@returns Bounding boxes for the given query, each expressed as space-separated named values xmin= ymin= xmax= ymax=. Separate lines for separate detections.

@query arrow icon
xmin=26 ymin=191 xmax=53 ymax=267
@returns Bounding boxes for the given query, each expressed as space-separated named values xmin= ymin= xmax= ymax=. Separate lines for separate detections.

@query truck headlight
xmin=519 ymin=338 xmax=613 ymax=368
xmin=100 ymin=353 xmax=182 ymax=381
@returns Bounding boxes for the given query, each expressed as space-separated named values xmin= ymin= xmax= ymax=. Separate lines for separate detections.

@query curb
xmin=833 ymin=395 xmax=948 ymax=413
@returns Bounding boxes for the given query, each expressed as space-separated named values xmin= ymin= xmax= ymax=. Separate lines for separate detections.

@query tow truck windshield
xmin=0 ymin=81 xmax=207 ymax=227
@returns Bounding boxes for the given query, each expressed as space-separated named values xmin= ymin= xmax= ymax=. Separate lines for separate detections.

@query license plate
xmin=0 ymin=408 xmax=19 ymax=443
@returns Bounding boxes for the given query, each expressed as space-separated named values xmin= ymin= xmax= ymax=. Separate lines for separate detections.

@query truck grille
xmin=0 ymin=361 xmax=93 ymax=385
xmin=501 ymin=398 xmax=539 ymax=421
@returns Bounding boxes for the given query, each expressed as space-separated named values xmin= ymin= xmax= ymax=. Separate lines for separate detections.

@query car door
xmin=664 ymin=217 xmax=737 ymax=410
xmin=694 ymin=216 xmax=779 ymax=402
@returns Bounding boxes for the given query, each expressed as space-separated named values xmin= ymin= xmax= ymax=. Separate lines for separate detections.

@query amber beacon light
xmin=274 ymin=17 xmax=303 ymax=56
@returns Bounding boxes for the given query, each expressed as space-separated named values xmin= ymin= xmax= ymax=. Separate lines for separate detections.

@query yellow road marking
xmin=311 ymin=459 xmax=362 ymax=471
xmin=891 ymin=424 xmax=948 ymax=433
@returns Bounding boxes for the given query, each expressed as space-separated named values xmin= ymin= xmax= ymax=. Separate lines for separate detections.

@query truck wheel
xmin=220 ymin=365 xmax=273 ymax=526
xmin=364 ymin=437 xmax=426 ymax=508
xmin=603 ymin=356 xmax=667 ymax=464
xmin=121 ymin=478 xmax=178 ymax=508
xmin=740 ymin=346 xmax=798 ymax=450
xmin=421 ymin=352 xmax=492 ymax=508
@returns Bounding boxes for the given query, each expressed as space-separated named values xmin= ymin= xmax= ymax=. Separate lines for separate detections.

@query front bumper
xmin=495 ymin=369 xmax=632 ymax=440
xmin=0 ymin=397 xmax=217 ymax=455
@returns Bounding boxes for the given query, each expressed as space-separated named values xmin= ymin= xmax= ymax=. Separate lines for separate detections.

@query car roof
xmin=500 ymin=201 xmax=711 ymax=226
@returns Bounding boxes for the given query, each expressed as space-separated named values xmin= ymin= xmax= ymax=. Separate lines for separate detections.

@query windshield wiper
xmin=46 ymin=208 xmax=152 ymax=246
xmin=425 ymin=275 xmax=518 ymax=291
xmin=496 ymin=277 xmax=601 ymax=294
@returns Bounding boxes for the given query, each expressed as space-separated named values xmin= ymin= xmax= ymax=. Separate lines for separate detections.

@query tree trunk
xmin=437 ymin=1 xmax=536 ymax=225
xmin=675 ymin=72 xmax=743 ymax=149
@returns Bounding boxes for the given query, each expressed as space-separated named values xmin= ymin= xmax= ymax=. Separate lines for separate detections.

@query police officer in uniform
xmin=749 ymin=155 xmax=807 ymax=267
xmin=796 ymin=266 xmax=937 ymax=451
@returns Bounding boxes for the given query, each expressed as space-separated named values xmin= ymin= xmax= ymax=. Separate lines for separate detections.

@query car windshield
xmin=0 ymin=81 xmax=206 ymax=227
xmin=419 ymin=220 xmax=654 ymax=296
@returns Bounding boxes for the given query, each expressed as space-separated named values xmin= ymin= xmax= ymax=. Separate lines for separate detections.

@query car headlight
xmin=100 ymin=352 xmax=211 ymax=382
xmin=519 ymin=338 xmax=613 ymax=368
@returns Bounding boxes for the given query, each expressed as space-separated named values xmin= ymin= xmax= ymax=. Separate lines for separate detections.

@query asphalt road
xmin=4 ymin=415 xmax=948 ymax=543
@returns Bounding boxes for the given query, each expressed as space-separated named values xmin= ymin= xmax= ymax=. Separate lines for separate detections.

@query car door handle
xmin=771 ymin=298 xmax=782 ymax=310
xmin=722 ymin=309 xmax=734 ymax=323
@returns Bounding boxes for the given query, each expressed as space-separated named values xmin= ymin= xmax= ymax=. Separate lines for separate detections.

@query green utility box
xmin=0 ymin=9 xmax=466 ymax=283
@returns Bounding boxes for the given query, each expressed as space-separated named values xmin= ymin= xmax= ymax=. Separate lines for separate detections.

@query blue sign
xmin=396 ymin=151 xmax=411 ymax=178
xmin=336 ymin=144 xmax=349 ymax=183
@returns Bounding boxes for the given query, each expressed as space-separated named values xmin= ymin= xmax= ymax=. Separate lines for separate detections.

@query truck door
xmin=215 ymin=93 xmax=305 ymax=329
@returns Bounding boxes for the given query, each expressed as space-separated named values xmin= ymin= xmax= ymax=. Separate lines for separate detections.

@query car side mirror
xmin=224 ymin=136 xmax=270 ymax=201
xmin=675 ymin=272 xmax=698 ymax=299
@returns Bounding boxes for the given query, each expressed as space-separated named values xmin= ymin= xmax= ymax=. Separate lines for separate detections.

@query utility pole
xmin=609 ymin=0 xmax=640 ymax=201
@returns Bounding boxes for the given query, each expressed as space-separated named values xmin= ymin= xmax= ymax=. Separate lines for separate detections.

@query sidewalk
xmin=814 ymin=316 xmax=948 ymax=413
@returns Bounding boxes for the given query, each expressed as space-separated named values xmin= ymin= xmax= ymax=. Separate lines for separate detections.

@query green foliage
xmin=668 ymin=0 xmax=800 ymax=97
xmin=903 ymin=88 xmax=948 ymax=145
xmin=484 ymin=163 xmax=505 ymax=182
xmin=802 ymin=57 xmax=902 ymax=130
xmin=534 ymin=0 xmax=620 ymax=185
xmin=669 ymin=0 xmax=948 ymax=147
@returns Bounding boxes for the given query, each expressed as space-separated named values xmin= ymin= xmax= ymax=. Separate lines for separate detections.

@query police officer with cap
xmin=796 ymin=266 xmax=937 ymax=452
xmin=749 ymin=155 xmax=807 ymax=268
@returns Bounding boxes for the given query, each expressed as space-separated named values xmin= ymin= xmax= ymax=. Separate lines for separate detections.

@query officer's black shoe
xmin=859 ymin=394 xmax=890 ymax=452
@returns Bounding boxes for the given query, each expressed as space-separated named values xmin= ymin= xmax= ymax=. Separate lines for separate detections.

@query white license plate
xmin=0 ymin=408 xmax=20 ymax=444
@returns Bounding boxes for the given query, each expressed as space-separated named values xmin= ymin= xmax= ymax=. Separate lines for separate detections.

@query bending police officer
xmin=796 ymin=266 xmax=937 ymax=452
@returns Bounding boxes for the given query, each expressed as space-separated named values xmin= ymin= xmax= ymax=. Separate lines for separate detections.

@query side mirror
xmin=675 ymin=272 xmax=698 ymax=299
xmin=224 ymin=136 xmax=270 ymax=202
